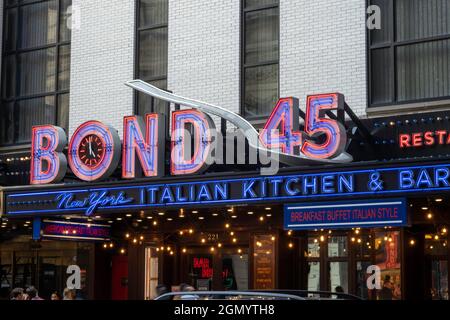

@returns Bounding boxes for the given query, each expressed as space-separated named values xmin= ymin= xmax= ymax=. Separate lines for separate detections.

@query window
xmin=0 ymin=237 xmax=93 ymax=300
xmin=304 ymin=229 xmax=402 ymax=300
xmin=368 ymin=0 xmax=450 ymax=107
xmin=135 ymin=0 xmax=168 ymax=116
xmin=242 ymin=0 xmax=279 ymax=118
xmin=1 ymin=0 xmax=72 ymax=146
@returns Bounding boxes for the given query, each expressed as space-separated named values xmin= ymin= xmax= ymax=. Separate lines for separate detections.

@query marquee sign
xmin=284 ymin=199 xmax=408 ymax=230
xmin=33 ymin=219 xmax=111 ymax=241
xmin=5 ymin=162 xmax=450 ymax=217
xmin=30 ymin=81 xmax=352 ymax=185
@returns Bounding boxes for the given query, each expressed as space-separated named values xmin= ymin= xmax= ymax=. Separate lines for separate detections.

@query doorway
xmin=111 ymin=255 xmax=128 ymax=300
xmin=144 ymin=247 xmax=159 ymax=300
xmin=424 ymin=233 xmax=449 ymax=300
xmin=177 ymin=246 xmax=249 ymax=291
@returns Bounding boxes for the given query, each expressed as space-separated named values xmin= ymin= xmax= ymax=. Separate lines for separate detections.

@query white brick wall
xmin=280 ymin=0 xmax=368 ymax=117
xmin=167 ymin=0 xmax=240 ymax=129
xmin=167 ymin=0 xmax=368 ymax=124
xmin=67 ymin=0 xmax=369 ymax=138
xmin=69 ymin=0 xmax=135 ymax=138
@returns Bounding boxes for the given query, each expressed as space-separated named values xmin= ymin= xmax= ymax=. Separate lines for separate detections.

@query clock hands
xmin=88 ymin=136 xmax=95 ymax=157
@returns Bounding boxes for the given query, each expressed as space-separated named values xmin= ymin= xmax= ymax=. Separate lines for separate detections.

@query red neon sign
xmin=193 ymin=257 xmax=213 ymax=278
xmin=399 ymin=130 xmax=450 ymax=148
xmin=30 ymin=93 xmax=350 ymax=184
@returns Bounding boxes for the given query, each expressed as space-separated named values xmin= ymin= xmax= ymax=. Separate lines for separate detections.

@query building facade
xmin=0 ymin=0 xmax=450 ymax=300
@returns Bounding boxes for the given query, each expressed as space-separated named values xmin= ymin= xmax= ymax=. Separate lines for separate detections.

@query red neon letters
xmin=30 ymin=93 xmax=349 ymax=184
xmin=399 ymin=131 xmax=450 ymax=148
xmin=260 ymin=93 xmax=347 ymax=160
xmin=259 ymin=98 xmax=302 ymax=155
xmin=301 ymin=93 xmax=347 ymax=159
xmin=30 ymin=126 xmax=67 ymax=185
xmin=122 ymin=114 xmax=165 ymax=179
xmin=171 ymin=109 xmax=215 ymax=175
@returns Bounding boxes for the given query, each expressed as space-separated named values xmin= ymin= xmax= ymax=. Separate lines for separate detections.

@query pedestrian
xmin=26 ymin=286 xmax=44 ymax=300
xmin=178 ymin=283 xmax=198 ymax=300
xmin=378 ymin=276 xmax=393 ymax=300
xmin=156 ymin=284 xmax=170 ymax=297
xmin=179 ymin=283 xmax=195 ymax=292
xmin=10 ymin=288 xmax=24 ymax=300
xmin=63 ymin=288 xmax=76 ymax=300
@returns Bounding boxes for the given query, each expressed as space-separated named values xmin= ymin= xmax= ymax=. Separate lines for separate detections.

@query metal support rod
xmin=150 ymin=96 xmax=155 ymax=113
xmin=344 ymin=103 xmax=374 ymax=145
xmin=299 ymin=109 xmax=306 ymax=120
xmin=221 ymin=118 xmax=227 ymax=136
xmin=325 ymin=110 xmax=338 ymax=121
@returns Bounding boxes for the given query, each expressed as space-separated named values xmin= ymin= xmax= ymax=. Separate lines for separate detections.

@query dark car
xmin=154 ymin=291 xmax=305 ymax=301
xmin=250 ymin=290 xmax=363 ymax=300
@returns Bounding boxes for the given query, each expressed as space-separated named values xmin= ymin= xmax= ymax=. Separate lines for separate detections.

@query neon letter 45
xmin=259 ymin=97 xmax=302 ymax=155
xmin=301 ymin=93 xmax=347 ymax=159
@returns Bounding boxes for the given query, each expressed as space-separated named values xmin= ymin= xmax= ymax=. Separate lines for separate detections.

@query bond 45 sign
xmin=30 ymin=81 xmax=352 ymax=185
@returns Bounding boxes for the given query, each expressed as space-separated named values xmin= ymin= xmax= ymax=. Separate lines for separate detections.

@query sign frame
xmin=3 ymin=161 xmax=450 ymax=217
xmin=284 ymin=198 xmax=408 ymax=230
xmin=36 ymin=219 xmax=112 ymax=241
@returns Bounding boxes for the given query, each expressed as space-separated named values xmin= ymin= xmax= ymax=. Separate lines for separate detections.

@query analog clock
xmin=77 ymin=134 xmax=106 ymax=168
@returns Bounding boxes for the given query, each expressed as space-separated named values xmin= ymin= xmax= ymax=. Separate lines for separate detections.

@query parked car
xmin=251 ymin=290 xmax=363 ymax=300
xmin=154 ymin=291 xmax=305 ymax=301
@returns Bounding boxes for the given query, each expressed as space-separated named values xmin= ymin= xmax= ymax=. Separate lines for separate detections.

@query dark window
xmin=242 ymin=0 xmax=279 ymax=118
xmin=369 ymin=0 xmax=450 ymax=107
xmin=135 ymin=0 xmax=168 ymax=116
xmin=1 ymin=0 xmax=72 ymax=146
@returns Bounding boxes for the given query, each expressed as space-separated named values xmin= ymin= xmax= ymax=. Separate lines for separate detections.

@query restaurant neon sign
xmin=30 ymin=81 xmax=352 ymax=185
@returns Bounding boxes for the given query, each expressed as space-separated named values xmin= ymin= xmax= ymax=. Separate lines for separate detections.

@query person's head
xmin=26 ymin=286 xmax=38 ymax=299
xmin=179 ymin=283 xmax=195 ymax=292
xmin=51 ymin=292 xmax=61 ymax=300
xmin=10 ymin=288 xmax=24 ymax=300
xmin=335 ymin=286 xmax=344 ymax=293
xmin=156 ymin=284 xmax=170 ymax=296
xmin=63 ymin=288 xmax=76 ymax=300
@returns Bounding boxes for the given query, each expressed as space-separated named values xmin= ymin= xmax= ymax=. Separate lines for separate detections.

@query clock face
xmin=77 ymin=134 xmax=106 ymax=168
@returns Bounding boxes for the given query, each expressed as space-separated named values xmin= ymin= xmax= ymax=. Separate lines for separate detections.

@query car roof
xmin=154 ymin=291 xmax=305 ymax=300
xmin=249 ymin=289 xmax=363 ymax=300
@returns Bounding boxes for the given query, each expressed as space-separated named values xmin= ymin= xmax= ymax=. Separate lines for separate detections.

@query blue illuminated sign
xmin=284 ymin=198 xmax=408 ymax=230
xmin=55 ymin=191 xmax=133 ymax=216
xmin=4 ymin=163 xmax=450 ymax=216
